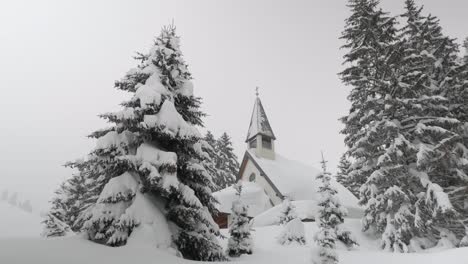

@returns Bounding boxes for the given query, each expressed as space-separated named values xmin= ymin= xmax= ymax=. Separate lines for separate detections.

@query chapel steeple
xmin=246 ymin=88 xmax=276 ymax=160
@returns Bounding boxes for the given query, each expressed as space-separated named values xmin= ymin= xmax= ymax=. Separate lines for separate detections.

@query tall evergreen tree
xmin=339 ymin=0 xmax=398 ymax=199
xmin=215 ymin=132 xmax=239 ymax=189
xmin=340 ymin=0 xmax=414 ymax=251
xmin=204 ymin=131 xmax=239 ymax=191
xmin=56 ymin=25 xmax=225 ymax=261
xmin=341 ymin=0 xmax=468 ymax=250
xmin=226 ymin=181 xmax=253 ymax=257
xmin=396 ymin=0 xmax=468 ymax=245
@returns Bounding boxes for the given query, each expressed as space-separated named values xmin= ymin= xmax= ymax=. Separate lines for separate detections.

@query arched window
xmin=249 ymin=173 xmax=256 ymax=182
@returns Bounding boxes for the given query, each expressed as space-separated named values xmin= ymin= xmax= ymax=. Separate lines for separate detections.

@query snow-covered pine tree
xmin=1 ymin=189 xmax=8 ymax=201
xmin=8 ymin=192 xmax=18 ymax=206
xmin=227 ymin=181 xmax=253 ymax=257
xmin=396 ymin=0 xmax=468 ymax=245
xmin=205 ymin=131 xmax=216 ymax=146
xmin=215 ymin=132 xmax=239 ymax=189
xmin=315 ymin=153 xmax=357 ymax=256
xmin=340 ymin=0 xmax=417 ymax=251
xmin=278 ymin=197 xmax=298 ymax=225
xmin=203 ymin=131 xmax=225 ymax=191
xmin=41 ymin=212 xmax=72 ymax=238
xmin=335 ymin=154 xmax=357 ymax=197
xmin=314 ymin=155 xmax=339 ymax=264
xmin=65 ymin=171 xmax=95 ymax=231
xmin=44 ymin=168 xmax=96 ymax=233
xmin=43 ymin=183 xmax=73 ymax=235
xmin=277 ymin=218 xmax=306 ymax=245
xmin=20 ymin=200 xmax=33 ymax=213
xmin=446 ymin=37 xmax=468 ymax=237
xmin=339 ymin=0 xmax=398 ymax=200
xmin=70 ymin=25 xmax=225 ymax=261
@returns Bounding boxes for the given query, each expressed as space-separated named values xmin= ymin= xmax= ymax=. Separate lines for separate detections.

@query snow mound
xmin=1 ymin=220 xmax=468 ymax=264
xmin=124 ymin=192 xmax=172 ymax=249
xmin=213 ymin=182 xmax=271 ymax=217
xmin=253 ymin=200 xmax=363 ymax=227
xmin=0 ymin=201 xmax=43 ymax=238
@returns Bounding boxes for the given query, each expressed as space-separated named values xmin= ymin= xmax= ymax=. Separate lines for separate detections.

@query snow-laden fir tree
xmin=340 ymin=0 xmax=415 ymax=251
xmin=215 ymin=132 xmax=239 ymax=189
xmin=1 ymin=189 xmax=8 ymax=201
xmin=41 ymin=211 xmax=73 ymax=238
xmin=341 ymin=0 xmax=468 ymax=250
xmin=314 ymin=155 xmax=340 ymax=264
xmin=8 ymin=192 xmax=18 ymax=207
xmin=315 ymin=153 xmax=357 ymax=255
xmin=204 ymin=131 xmax=217 ymax=148
xmin=277 ymin=197 xmax=305 ymax=245
xmin=445 ymin=36 xmax=468 ymax=237
xmin=335 ymin=154 xmax=357 ymax=197
xmin=19 ymin=200 xmax=33 ymax=213
xmin=393 ymin=0 xmax=468 ymax=246
xmin=44 ymin=169 xmax=95 ymax=233
xmin=278 ymin=197 xmax=298 ymax=225
xmin=339 ymin=0 xmax=398 ymax=199
xmin=203 ymin=131 xmax=239 ymax=191
xmin=227 ymin=181 xmax=253 ymax=257
xmin=58 ymin=25 xmax=225 ymax=261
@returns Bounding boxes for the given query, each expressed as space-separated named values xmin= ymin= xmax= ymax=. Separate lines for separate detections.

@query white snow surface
xmin=253 ymin=200 xmax=363 ymax=227
xmin=0 ymin=201 xmax=43 ymax=238
xmin=248 ymin=150 xmax=361 ymax=211
xmin=2 ymin=219 xmax=467 ymax=264
xmin=213 ymin=182 xmax=271 ymax=217
xmin=123 ymin=192 xmax=172 ymax=249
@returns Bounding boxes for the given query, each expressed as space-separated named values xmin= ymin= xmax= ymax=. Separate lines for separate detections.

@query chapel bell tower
xmin=245 ymin=88 xmax=276 ymax=160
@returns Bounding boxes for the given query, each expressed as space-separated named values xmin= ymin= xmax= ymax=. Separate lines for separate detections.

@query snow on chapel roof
xmin=244 ymin=150 xmax=360 ymax=210
xmin=246 ymin=96 xmax=276 ymax=142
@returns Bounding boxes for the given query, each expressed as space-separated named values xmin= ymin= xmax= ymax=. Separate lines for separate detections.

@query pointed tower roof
xmin=246 ymin=95 xmax=276 ymax=142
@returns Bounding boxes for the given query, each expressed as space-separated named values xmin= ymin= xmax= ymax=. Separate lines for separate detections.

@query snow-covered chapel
xmin=213 ymin=94 xmax=362 ymax=228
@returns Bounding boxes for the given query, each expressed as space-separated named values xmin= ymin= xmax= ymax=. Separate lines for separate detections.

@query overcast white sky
xmin=0 ymin=0 xmax=467 ymax=210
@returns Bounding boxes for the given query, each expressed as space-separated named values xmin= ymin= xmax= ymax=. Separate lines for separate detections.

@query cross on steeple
xmin=255 ymin=86 xmax=259 ymax=97
xmin=320 ymin=151 xmax=328 ymax=172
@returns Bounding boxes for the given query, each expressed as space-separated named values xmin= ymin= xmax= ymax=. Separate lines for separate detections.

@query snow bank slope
xmin=0 ymin=201 xmax=42 ymax=238
xmin=0 ymin=236 xmax=180 ymax=264
xmin=0 ymin=219 xmax=467 ymax=264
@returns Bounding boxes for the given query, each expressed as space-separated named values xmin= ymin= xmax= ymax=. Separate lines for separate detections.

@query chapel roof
xmin=246 ymin=96 xmax=276 ymax=142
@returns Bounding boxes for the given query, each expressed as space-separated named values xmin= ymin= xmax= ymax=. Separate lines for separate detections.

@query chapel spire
xmin=246 ymin=88 xmax=276 ymax=160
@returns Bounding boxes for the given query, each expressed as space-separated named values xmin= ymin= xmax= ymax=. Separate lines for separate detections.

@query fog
xmin=0 ymin=0 xmax=466 ymax=210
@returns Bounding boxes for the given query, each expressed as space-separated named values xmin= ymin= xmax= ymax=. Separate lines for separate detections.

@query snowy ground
xmin=1 ymin=211 xmax=467 ymax=264
xmin=0 ymin=201 xmax=42 ymax=238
